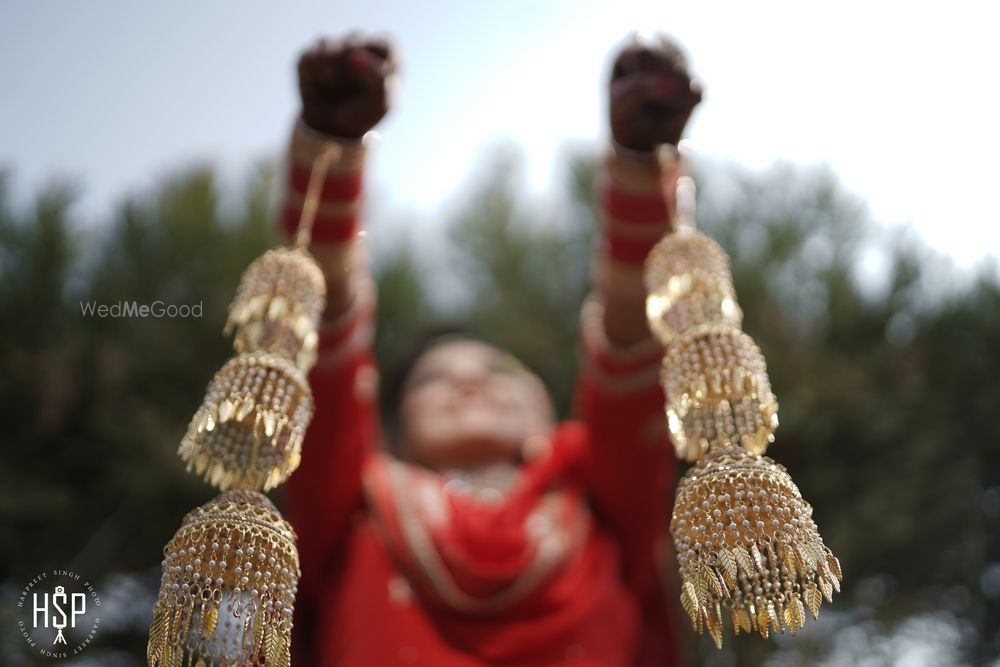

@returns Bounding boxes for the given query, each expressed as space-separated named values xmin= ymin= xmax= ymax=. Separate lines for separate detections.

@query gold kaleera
xmin=147 ymin=491 xmax=300 ymax=667
xmin=644 ymin=175 xmax=841 ymax=648
xmin=178 ymin=143 xmax=340 ymax=493
xmin=149 ymin=141 xmax=343 ymax=667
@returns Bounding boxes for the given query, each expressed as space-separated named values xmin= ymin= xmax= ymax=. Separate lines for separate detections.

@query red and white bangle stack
xmin=579 ymin=297 xmax=664 ymax=395
xmin=281 ymin=119 xmax=367 ymax=245
xmin=577 ymin=144 xmax=685 ymax=395
xmin=280 ymin=120 xmax=375 ymax=368
xmin=594 ymin=144 xmax=684 ymax=298
xmin=313 ymin=275 xmax=376 ymax=371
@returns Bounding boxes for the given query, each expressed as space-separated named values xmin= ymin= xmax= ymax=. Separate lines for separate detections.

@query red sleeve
xmin=577 ymin=146 xmax=683 ymax=593
xmin=283 ymin=284 xmax=378 ymax=602
xmin=276 ymin=120 xmax=378 ymax=604
xmin=574 ymin=297 xmax=675 ymax=593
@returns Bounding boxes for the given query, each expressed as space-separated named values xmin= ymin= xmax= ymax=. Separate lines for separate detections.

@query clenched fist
xmin=298 ymin=36 xmax=396 ymax=139
xmin=609 ymin=34 xmax=702 ymax=152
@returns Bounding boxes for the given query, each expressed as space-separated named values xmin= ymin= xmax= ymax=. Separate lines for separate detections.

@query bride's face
xmin=398 ymin=340 xmax=554 ymax=469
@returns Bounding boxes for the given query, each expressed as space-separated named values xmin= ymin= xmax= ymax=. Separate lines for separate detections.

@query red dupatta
xmin=362 ymin=424 xmax=592 ymax=615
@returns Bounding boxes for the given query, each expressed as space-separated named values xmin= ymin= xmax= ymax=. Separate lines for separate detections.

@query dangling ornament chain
xmin=295 ymin=143 xmax=342 ymax=248
xmin=673 ymin=174 xmax=697 ymax=234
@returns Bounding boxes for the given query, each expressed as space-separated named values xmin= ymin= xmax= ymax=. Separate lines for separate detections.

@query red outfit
xmin=282 ymin=122 xmax=683 ymax=666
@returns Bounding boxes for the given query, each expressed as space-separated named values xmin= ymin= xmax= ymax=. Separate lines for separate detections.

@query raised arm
xmin=280 ymin=36 xmax=394 ymax=618
xmin=282 ymin=36 xmax=394 ymax=317
xmin=577 ymin=34 xmax=702 ymax=592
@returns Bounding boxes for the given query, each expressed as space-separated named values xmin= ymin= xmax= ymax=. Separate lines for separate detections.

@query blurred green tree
xmin=0 ymin=148 xmax=997 ymax=665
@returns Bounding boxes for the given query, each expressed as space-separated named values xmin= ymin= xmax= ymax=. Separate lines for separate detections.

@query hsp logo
xmin=16 ymin=570 xmax=101 ymax=660
xmin=34 ymin=585 xmax=87 ymax=645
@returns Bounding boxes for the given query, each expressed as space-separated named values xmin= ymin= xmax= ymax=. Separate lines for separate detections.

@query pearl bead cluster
xmin=662 ymin=325 xmax=779 ymax=461
xmin=644 ymin=231 xmax=777 ymax=461
xmin=644 ymin=230 xmax=733 ymax=287
xmin=226 ymin=247 xmax=326 ymax=370
xmin=180 ymin=351 xmax=313 ymax=492
xmin=148 ymin=491 xmax=300 ymax=667
xmin=646 ymin=271 xmax=743 ymax=344
xmin=224 ymin=248 xmax=326 ymax=371
xmin=671 ymin=448 xmax=841 ymax=647
xmin=645 ymin=231 xmax=743 ymax=344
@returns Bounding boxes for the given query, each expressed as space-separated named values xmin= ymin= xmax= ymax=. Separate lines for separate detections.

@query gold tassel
xmin=147 ymin=491 xmax=300 ymax=667
xmin=670 ymin=447 xmax=841 ymax=642
xmin=179 ymin=352 xmax=313 ymax=492
xmin=644 ymin=180 xmax=841 ymax=648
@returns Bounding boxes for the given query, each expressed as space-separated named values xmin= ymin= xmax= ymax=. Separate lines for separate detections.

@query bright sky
xmin=2 ymin=1 xmax=998 ymax=267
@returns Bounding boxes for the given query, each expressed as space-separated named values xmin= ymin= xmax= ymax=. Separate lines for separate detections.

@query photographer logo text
xmin=16 ymin=570 xmax=101 ymax=660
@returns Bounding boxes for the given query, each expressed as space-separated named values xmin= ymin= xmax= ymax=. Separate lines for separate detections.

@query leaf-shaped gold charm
xmin=827 ymin=553 xmax=843 ymax=580
xmin=733 ymin=546 xmax=754 ymax=577
xmin=695 ymin=568 xmax=711 ymax=610
xmin=254 ymin=614 xmax=266 ymax=651
xmin=204 ymin=407 xmax=217 ymax=433
xmin=804 ymin=584 xmax=822 ymax=619
xmin=782 ymin=543 xmax=799 ymax=576
xmin=766 ymin=600 xmax=779 ymax=634
xmin=812 ymin=543 xmax=828 ymax=569
xmin=218 ymin=398 xmax=236 ymax=423
xmin=278 ymin=632 xmax=292 ymax=667
xmin=782 ymin=595 xmax=805 ymax=633
xmin=706 ymin=612 xmax=723 ymax=649
xmin=264 ymin=625 xmax=279 ymax=666
xmin=702 ymin=563 xmax=723 ymax=598
xmin=168 ymin=644 xmax=184 ymax=667
xmin=791 ymin=595 xmax=806 ymax=631
xmin=237 ymin=395 xmax=256 ymax=421
xmin=263 ymin=412 xmax=277 ymax=437
xmin=797 ymin=542 xmax=817 ymax=572
xmin=147 ymin=608 xmax=165 ymax=665
xmin=169 ymin=606 xmax=183 ymax=643
xmin=195 ymin=410 xmax=209 ymax=434
xmin=756 ymin=600 xmax=770 ymax=638
xmin=736 ymin=606 xmax=753 ymax=634
xmin=819 ymin=574 xmax=834 ymax=602
xmin=717 ymin=549 xmax=738 ymax=589
xmin=681 ymin=580 xmax=702 ymax=626
xmin=205 ymin=606 xmax=218 ymax=637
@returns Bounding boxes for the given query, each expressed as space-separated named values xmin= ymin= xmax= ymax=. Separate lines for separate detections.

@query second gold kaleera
xmin=644 ymin=175 xmax=841 ymax=648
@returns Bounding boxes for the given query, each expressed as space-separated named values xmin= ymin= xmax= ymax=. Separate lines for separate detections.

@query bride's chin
xmin=429 ymin=432 xmax=522 ymax=468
